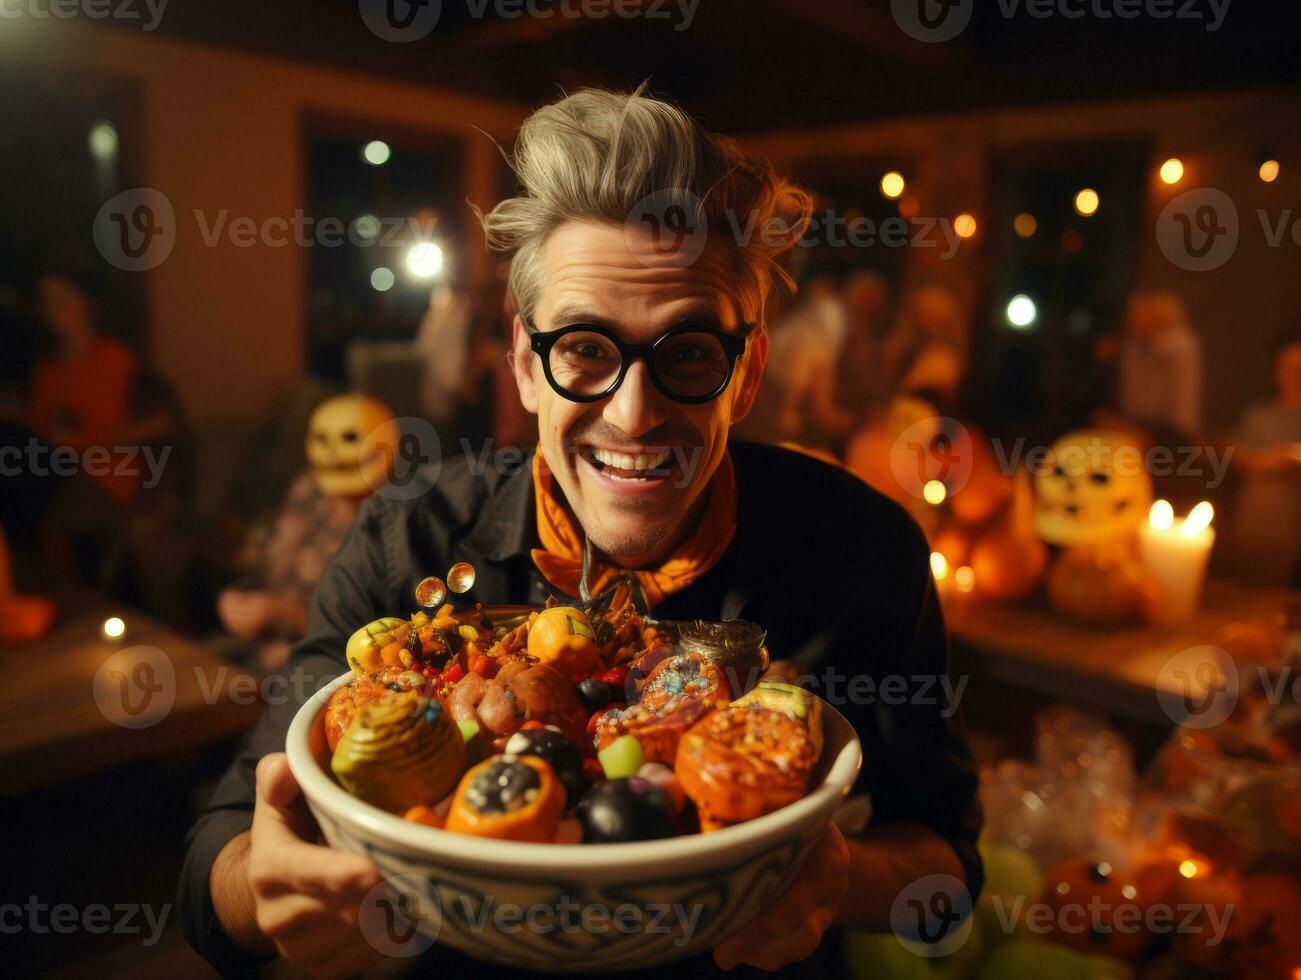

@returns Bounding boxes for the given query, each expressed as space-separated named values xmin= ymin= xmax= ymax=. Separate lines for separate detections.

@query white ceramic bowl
xmin=287 ymin=673 xmax=862 ymax=972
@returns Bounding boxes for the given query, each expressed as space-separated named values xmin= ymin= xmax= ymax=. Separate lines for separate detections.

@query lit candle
xmin=1139 ymin=500 xmax=1216 ymax=624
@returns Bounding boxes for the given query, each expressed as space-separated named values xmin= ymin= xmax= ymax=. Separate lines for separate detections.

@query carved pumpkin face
xmin=1041 ymin=858 xmax=1152 ymax=962
xmin=1034 ymin=431 xmax=1152 ymax=546
xmin=305 ymin=394 xmax=397 ymax=498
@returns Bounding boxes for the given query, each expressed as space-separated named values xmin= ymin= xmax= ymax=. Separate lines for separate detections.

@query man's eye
xmin=575 ymin=343 xmax=605 ymax=359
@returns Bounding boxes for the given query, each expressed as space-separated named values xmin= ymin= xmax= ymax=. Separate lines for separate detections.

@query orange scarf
xmin=531 ymin=449 xmax=738 ymax=608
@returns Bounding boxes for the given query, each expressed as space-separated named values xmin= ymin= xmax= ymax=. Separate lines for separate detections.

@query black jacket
xmin=179 ymin=441 xmax=983 ymax=978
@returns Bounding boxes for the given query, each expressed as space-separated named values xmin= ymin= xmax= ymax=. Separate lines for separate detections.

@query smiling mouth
xmin=579 ymin=446 xmax=675 ymax=483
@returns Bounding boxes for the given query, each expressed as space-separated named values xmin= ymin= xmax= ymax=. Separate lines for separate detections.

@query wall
xmin=2 ymin=17 xmax=527 ymax=427
xmin=743 ymin=88 xmax=1301 ymax=432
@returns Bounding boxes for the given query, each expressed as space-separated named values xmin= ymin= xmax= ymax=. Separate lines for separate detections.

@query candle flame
xmin=930 ymin=551 xmax=950 ymax=581
xmin=1180 ymin=501 xmax=1214 ymax=537
xmin=1149 ymin=499 xmax=1175 ymax=531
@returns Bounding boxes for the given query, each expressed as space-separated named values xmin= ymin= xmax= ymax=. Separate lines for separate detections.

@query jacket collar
xmin=460 ymin=447 xmax=537 ymax=562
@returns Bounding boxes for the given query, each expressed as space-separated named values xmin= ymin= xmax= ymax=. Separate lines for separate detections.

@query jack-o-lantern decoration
xmin=844 ymin=395 xmax=942 ymax=509
xmin=1040 ymin=859 xmax=1153 ymax=962
xmin=1034 ymin=431 xmax=1152 ymax=547
xmin=970 ymin=469 xmax=1048 ymax=601
xmin=305 ymin=394 xmax=398 ymax=499
xmin=1047 ymin=542 xmax=1155 ymax=624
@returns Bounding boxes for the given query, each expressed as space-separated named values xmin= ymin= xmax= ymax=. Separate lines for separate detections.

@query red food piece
xmin=593 ymin=665 xmax=630 ymax=691
xmin=594 ymin=650 xmax=730 ymax=764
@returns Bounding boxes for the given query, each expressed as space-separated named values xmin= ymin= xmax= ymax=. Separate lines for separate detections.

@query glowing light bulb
xmin=405 ymin=241 xmax=444 ymax=278
xmin=880 ymin=171 xmax=906 ymax=200
xmin=1006 ymin=295 xmax=1037 ymax=328
xmin=955 ymin=566 xmax=975 ymax=593
xmin=923 ymin=479 xmax=947 ymax=505
xmin=1074 ymin=188 xmax=1100 ymax=217
xmin=1259 ymin=159 xmax=1280 ymax=183
xmin=1014 ymin=212 xmax=1037 ymax=238
xmin=370 ymin=267 xmax=395 ymax=291
xmin=363 ymin=140 xmax=391 ymax=166
xmin=89 ymin=121 xmax=118 ymax=162
xmin=102 ymin=616 xmax=126 ymax=639
xmin=1159 ymin=158 xmax=1185 ymax=185
xmin=930 ymin=551 xmax=950 ymax=581
xmin=954 ymin=213 xmax=978 ymax=239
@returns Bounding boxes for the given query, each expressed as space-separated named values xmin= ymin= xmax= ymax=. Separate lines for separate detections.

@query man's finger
xmin=251 ymin=755 xmax=380 ymax=899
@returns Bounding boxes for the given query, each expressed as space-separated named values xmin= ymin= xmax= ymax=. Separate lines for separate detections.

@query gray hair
xmin=479 ymin=85 xmax=812 ymax=326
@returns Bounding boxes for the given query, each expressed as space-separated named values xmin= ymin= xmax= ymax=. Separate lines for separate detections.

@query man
xmin=180 ymin=87 xmax=981 ymax=978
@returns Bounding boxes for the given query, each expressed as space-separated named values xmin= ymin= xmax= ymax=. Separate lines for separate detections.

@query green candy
xmin=598 ymin=734 xmax=645 ymax=780
xmin=332 ymin=692 xmax=465 ymax=812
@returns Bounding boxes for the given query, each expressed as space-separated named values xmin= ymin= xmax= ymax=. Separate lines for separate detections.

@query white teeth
xmin=591 ymin=448 xmax=672 ymax=471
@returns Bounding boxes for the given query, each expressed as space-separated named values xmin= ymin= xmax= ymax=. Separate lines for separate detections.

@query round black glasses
xmin=526 ymin=319 xmax=754 ymax=404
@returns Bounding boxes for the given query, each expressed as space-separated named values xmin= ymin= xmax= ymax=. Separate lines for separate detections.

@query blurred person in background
xmin=879 ymin=284 xmax=967 ymax=408
xmin=216 ymin=394 xmax=396 ymax=673
xmin=743 ymin=273 xmax=854 ymax=450
xmin=22 ymin=264 xmax=193 ymax=620
xmin=836 ymin=269 xmax=891 ymax=420
xmin=1110 ymin=290 xmax=1204 ymax=443
xmin=1226 ymin=340 xmax=1301 ymax=585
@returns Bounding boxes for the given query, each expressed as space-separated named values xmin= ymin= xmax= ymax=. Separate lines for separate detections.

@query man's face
xmin=511 ymin=221 xmax=767 ymax=565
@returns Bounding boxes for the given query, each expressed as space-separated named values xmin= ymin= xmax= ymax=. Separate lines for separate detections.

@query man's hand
xmin=213 ymin=753 xmax=384 ymax=979
xmin=713 ymin=823 xmax=850 ymax=971
xmin=217 ymin=589 xmax=278 ymax=641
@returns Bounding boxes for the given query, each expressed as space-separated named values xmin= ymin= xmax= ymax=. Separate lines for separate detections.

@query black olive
xmin=503 ymin=729 xmax=583 ymax=805
xmin=465 ymin=758 xmax=540 ymax=814
xmin=435 ymin=628 xmax=463 ymax=653
xmin=576 ymin=777 xmax=677 ymax=843
xmin=577 ymin=678 xmax=613 ymax=713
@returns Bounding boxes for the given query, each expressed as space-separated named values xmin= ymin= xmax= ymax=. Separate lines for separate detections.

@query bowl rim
xmin=287 ymin=672 xmax=863 ymax=870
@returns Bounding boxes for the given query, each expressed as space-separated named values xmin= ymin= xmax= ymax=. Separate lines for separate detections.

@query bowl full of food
xmin=285 ymin=580 xmax=862 ymax=972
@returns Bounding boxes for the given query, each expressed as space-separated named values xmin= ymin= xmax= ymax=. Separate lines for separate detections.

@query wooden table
xmin=0 ymin=602 xmax=262 ymax=794
xmin=948 ymin=578 xmax=1295 ymax=727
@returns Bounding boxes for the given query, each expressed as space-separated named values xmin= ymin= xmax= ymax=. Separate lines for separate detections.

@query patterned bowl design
xmin=287 ymin=673 xmax=862 ymax=972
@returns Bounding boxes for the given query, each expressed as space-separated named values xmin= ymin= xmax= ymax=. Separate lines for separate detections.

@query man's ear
xmin=728 ymin=326 xmax=768 ymax=425
xmin=510 ymin=314 xmax=540 ymax=414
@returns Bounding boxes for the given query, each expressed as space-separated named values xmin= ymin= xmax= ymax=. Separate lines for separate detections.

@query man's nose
xmin=602 ymin=360 xmax=667 ymax=439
